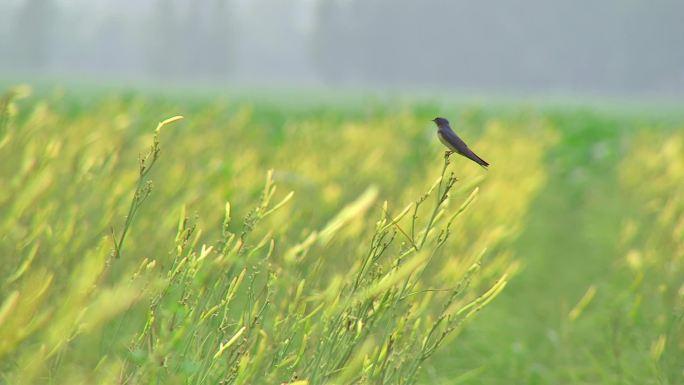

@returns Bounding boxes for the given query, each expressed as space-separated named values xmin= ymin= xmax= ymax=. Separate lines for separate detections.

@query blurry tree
xmin=1 ymin=0 xmax=682 ymax=93
xmin=11 ymin=0 xmax=58 ymax=71
xmin=619 ymin=0 xmax=684 ymax=92
xmin=312 ymin=0 xmax=684 ymax=93
xmin=146 ymin=0 xmax=184 ymax=77
xmin=181 ymin=0 xmax=236 ymax=80
xmin=0 ymin=8 xmax=7 ymax=70
xmin=312 ymin=0 xmax=358 ymax=83
xmin=91 ymin=13 xmax=140 ymax=76
xmin=235 ymin=0 xmax=312 ymax=83
xmin=146 ymin=0 xmax=236 ymax=80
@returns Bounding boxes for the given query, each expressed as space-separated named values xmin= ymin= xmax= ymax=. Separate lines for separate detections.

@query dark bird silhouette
xmin=432 ymin=117 xmax=489 ymax=168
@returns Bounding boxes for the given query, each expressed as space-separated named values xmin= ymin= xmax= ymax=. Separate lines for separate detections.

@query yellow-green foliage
xmin=618 ymin=131 xmax=684 ymax=382
xmin=5 ymin=84 xmax=682 ymax=385
xmin=0 ymin=87 xmax=552 ymax=384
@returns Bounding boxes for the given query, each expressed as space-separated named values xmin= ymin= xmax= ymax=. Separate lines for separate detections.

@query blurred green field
xmin=0 ymin=86 xmax=682 ymax=385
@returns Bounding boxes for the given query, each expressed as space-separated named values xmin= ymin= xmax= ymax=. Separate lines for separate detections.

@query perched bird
xmin=432 ymin=117 xmax=489 ymax=168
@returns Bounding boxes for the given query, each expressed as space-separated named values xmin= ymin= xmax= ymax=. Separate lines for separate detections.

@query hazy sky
xmin=1 ymin=0 xmax=682 ymax=96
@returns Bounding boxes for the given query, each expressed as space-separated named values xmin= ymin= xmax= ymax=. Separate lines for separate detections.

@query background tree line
xmin=1 ymin=0 xmax=683 ymax=94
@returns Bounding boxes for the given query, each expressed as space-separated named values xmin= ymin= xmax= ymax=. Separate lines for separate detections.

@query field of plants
xmin=0 ymin=85 xmax=682 ymax=384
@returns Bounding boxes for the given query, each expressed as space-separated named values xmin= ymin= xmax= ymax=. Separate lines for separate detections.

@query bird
xmin=432 ymin=117 xmax=489 ymax=168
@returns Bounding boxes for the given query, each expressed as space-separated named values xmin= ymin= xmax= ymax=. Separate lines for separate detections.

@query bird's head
xmin=432 ymin=117 xmax=449 ymax=127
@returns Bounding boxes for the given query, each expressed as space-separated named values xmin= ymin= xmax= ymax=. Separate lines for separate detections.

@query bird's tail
xmin=471 ymin=152 xmax=489 ymax=168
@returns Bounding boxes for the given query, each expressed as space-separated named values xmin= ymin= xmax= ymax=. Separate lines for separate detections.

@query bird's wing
xmin=440 ymin=126 xmax=469 ymax=153
xmin=441 ymin=126 xmax=489 ymax=167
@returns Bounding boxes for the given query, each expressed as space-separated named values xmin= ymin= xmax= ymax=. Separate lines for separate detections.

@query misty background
xmin=1 ymin=0 xmax=683 ymax=96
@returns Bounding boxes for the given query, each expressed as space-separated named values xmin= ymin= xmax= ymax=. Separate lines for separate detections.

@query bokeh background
xmin=1 ymin=1 xmax=683 ymax=385
xmin=1 ymin=0 xmax=684 ymax=95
